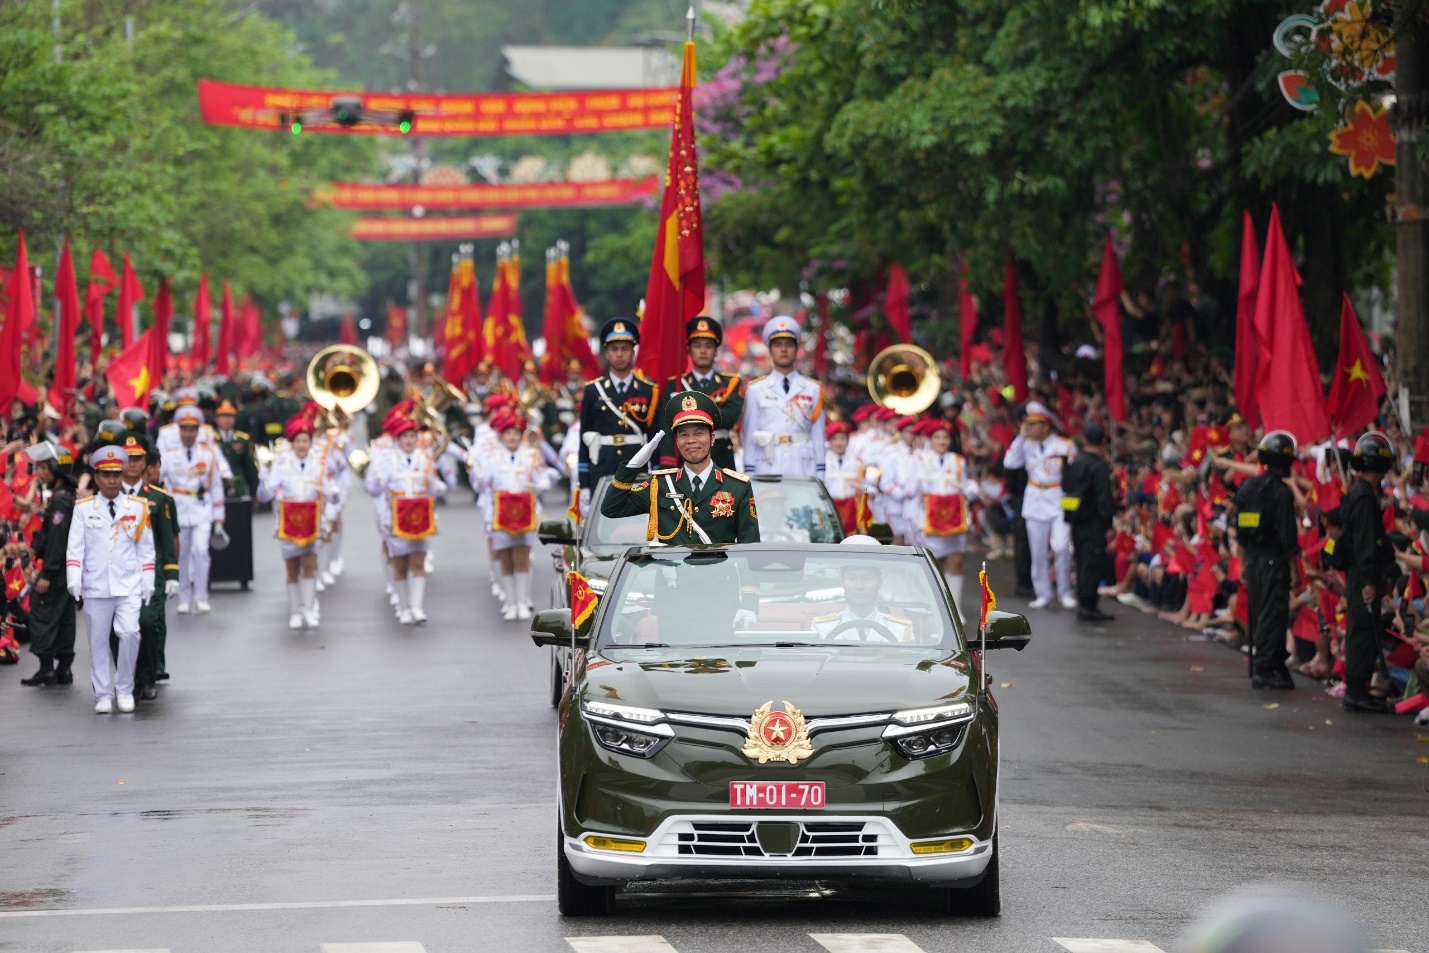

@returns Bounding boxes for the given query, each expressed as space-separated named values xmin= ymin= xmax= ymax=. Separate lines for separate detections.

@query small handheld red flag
xmin=1325 ymin=293 xmax=1385 ymax=438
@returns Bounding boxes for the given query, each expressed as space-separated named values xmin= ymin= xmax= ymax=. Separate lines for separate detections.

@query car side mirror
xmin=867 ymin=522 xmax=894 ymax=545
xmin=537 ymin=518 xmax=576 ymax=546
xmin=981 ymin=610 xmax=1032 ymax=651
xmin=530 ymin=607 xmax=588 ymax=649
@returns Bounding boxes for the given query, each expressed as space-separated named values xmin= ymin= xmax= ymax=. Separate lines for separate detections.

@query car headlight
xmin=883 ymin=701 xmax=975 ymax=761
xmin=582 ymin=700 xmax=673 ymax=759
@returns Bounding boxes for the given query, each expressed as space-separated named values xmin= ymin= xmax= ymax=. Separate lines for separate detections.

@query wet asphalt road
xmin=2 ymin=490 xmax=1427 ymax=953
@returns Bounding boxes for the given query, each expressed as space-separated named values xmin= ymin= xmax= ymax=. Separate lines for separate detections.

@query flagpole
xmin=686 ymin=4 xmax=697 ymax=41
xmin=979 ymin=559 xmax=987 ymax=696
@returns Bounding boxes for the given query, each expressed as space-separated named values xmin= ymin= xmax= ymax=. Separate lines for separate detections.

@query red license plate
xmin=728 ymin=781 xmax=826 ymax=809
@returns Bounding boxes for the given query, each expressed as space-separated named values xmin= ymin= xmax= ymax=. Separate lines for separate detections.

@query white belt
xmin=753 ymin=431 xmax=809 ymax=448
xmin=713 ymin=429 xmax=730 ymax=440
xmin=582 ymin=429 xmax=644 ymax=465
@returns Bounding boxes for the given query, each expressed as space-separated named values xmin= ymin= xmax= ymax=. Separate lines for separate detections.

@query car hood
xmin=578 ymin=645 xmax=972 ymax=717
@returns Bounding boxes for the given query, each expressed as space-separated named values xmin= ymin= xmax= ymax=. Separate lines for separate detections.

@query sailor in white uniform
xmin=1003 ymin=401 xmax=1076 ymax=609
xmin=740 ymin=316 xmax=825 ymax=479
xmin=160 ymin=406 xmax=226 ymax=613
xmin=67 ymin=445 xmax=155 ymax=714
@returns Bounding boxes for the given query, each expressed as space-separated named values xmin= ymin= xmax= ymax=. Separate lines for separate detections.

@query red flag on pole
xmin=115 ymin=252 xmax=144 ymax=351
xmin=1325 ymin=293 xmax=1386 ymax=438
xmin=339 ymin=309 xmax=358 ymax=345
xmin=238 ymin=294 xmax=260 ymax=362
xmin=149 ymin=277 xmax=172 ymax=383
xmin=1252 ymin=205 xmax=1330 ymax=444
xmin=885 ymin=263 xmax=911 ymax=343
xmin=1002 ymin=253 xmax=1028 ymax=402
xmin=106 ymin=328 xmax=158 ymax=408
xmin=441 ymin=255 xmax=482 ymax=385
xmin=959 ymin=260 xmax=976 ymax=379
xmin=386 ymin=301 xmax=408 ymax=348
xmin=49 ymin=238 xmax=82 ymax=416
xmin=636 ymin=38 xmax=705 ymax=387
xmin=538 ymin=248 xmax=564 ymax=383
xmin=558 ymin=249 xmax=598 ymax=381
xmin=216 ymin=280 xmax=235 ymax=375
xmin=1234 ymin=211 xmax=1261 ymax=428
xmin=488 ymin=246 xmax=530 ymax=381
xmin=84 ymin=248 xmax=118 ymax=358
xmin=0 ymin=230 xmax=34 ymax=411
xmin=191 ymin=274 xmax=212 ymax=369
xmin=1092 ymin=232 xmax=1126 ymax=422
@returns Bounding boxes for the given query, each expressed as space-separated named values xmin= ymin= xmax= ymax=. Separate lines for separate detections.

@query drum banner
xmin=493 ymin=491 xmax=538 ymax=534
xmin=277 ymin=500 xmax=321 ymax=547
xmin=923 ymin=494 xmax=969 ymax=536
xmin=393 ymin=496 xmax=437 ymax=540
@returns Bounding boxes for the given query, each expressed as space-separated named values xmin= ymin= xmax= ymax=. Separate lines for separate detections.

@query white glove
xmin=165 ymin=580 xmax=180 ymax=598
xmin=734 ymin=609 xmax=758 ymax=630
xmin=627 ymin=430 xmax=666 ymax=469
xmin=140 ymin=588 xmax=154 ymax=604
xmin=68 ymin=585 xmax=82 ymax=601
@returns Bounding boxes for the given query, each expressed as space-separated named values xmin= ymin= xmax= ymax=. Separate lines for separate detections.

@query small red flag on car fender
xmin=978 ymin=568 xmax=996 ymax=632
xmin=569 ymin=571 xmax=599 ymax=629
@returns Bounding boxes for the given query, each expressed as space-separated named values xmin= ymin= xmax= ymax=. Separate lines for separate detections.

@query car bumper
xmin=564 ymin=813 xmax=992 ymax=886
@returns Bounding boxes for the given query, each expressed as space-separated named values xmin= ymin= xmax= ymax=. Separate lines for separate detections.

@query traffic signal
xmin=331 ymin=96 xmax=363 ymax=128
xmin=397 ymin=110 xmax=415 ymax=135
xmin=290 ymin=120 xmax=303 ymax=136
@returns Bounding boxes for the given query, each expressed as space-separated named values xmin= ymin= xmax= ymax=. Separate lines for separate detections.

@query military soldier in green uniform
xmin=19 ymin=442 xmax=79 ymax=687
xmin=657 ymin=316 xmax=744 ymax=471
xmin=112 ymin=435 xmax=180 ymax=700
xmin=602 ymin=390 xmax=760 ymax=545
xmin=214 ymin=400 xmax=259 ymax=498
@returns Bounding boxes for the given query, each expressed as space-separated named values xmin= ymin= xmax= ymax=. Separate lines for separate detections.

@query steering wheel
xmin=820 ymin=618 xmax=900 ymax=643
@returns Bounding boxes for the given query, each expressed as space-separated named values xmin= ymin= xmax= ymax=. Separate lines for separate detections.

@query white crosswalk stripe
xmin=566 ymin=938 xmax=679 ymax=953
xmin=321 ymin=945 xmax=427 ymax=953
xmin=1054 ymin=941 xmax=1167 ymax=953
xmin=811 ymin=934 xmax=928 ymax=953
xmin=73 ymin=949 xmax=170 ymax=953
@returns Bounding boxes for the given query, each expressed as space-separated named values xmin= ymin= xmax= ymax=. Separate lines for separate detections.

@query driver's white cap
xmin=840 ymin=534 xmax=882 ymax=546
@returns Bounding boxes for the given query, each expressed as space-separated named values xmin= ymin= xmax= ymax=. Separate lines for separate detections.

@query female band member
xmin=256 ymin=414 xmax=338 ymax=630
xmin=365 ymin=416 xmax=446 ymax=625
xmin=471 ymin=410 xmax=554 ymax=621
xmin=906 ymin=418 xmax=980 ymax=620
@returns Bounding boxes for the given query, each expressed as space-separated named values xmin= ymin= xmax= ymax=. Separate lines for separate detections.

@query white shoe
xmin=95 ymin=696 xmax=114 ymax=714
xmin=303 ymin=609 xmax=320 ymax=629
xmin=389 ymin=591 xmax=400 ymax=606
xmin=517 ymin=602 xmax=533 ymax=621
xmin=411 ymin=608 xmax=427 ymax=624
xmin=116 ymin=693 xmax=135 ymax=713
xmin=176 ymin=602 xmax=192 ymax=615
xmin=1060 ymin=594 xmax=1078 ymax=610
xmin=491 ymin=581 xmax=503 ymax=598
xmin=314 ymin=577 xmax=326 ymax=593
xmin=330 ymin=558 xmax=344 ymax=577
xmin=1116 ymin=592 xmax=1144 ymax=607
xmin=321 ymin=571 xmax=336 ymax=587
xmin=289 ymin=613 xmax=304 ymax=630
xmin=195 ymin=600 xmax=211 ymax=613
xmin=502 ymin=603 xmax=518 ymax=622
xmin=398 ymin=609 xmax=415 ymax=625
xmin=1027 ymin=597 xmax=1052 ymax=609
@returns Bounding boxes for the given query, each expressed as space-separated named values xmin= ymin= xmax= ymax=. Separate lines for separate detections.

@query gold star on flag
xmin=1345 ymin=358 xmax=1371 ymax=386
xmin=128 ymin=364 xmax=151 ymax=398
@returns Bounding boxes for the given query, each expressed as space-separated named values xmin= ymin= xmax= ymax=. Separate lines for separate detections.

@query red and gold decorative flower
xmin=1329 ymin=100 xmax=1396 ymax=179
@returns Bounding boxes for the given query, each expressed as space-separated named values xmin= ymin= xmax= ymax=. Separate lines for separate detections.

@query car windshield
xmin=584 ymin=478 xmax=842 ymax=554
xmin=596 ymin=550 xmax=961 ymax=650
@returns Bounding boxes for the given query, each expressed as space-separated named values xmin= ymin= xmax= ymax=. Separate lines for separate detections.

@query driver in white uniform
xmin=813 ymin=560 xmax=914 ymax=643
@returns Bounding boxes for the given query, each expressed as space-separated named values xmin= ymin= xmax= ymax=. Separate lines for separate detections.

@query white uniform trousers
xmin=178 ymin=522 xmax=213 ymax=604
xmin=84 ymin=594 xmax=141 ymax=700
xmin=1026 ymin=516 xmax=1073 ymax=602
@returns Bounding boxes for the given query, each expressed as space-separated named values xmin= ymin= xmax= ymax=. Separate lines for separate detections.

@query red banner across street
xmin=350 ymin=214 xmax=519 ymax=242
xmin=318 ymin=177 xmax=660 ymax=210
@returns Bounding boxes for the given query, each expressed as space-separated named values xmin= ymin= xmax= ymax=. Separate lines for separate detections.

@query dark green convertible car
xmin=530 ymin=542 xmax=1031 ymax=917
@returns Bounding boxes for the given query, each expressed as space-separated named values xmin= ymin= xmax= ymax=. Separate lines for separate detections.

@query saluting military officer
xmin=577 ymin=318 xmax=660 ymax=504
xmin=161 ymin=406 xmax=226 ymax=613
xmin=601 ymin=390 xmax=760 ymax=545
xmin=741 ymin=315 xmax=826 ymax=479
xmin=215 ymin=400 xmax=259 ymax=498
xmin=118 ymin=435 xmax=180 ymax=699
xmin=67 ymin=445 xmax=156 ymax=715
xmin=657 ymin=316 xmax=745 ymax=471
xmin=19 ymin=442 xmax=79 ymax=688
xmin=1003 ymin=401 xmax=1076 ymax=610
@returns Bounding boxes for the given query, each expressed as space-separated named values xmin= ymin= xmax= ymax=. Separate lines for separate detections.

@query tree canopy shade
xmin=0 ymin=0 xmax=373 ymax=311
xmin=701 ymin=0 xmax=1396 ymax=361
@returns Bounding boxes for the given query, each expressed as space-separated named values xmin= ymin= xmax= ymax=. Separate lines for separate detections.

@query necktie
xmin=616 ymin=382 xmax=627 ymax=398
xmin=406 ymin=457 xmax=413 ymax=467
xmin=299 ymin=460 xmax=305 ymax=472
xmin=783 ymin=377 xmax=790 ymax=394
xmin=838 ymin=456 xmax=844 ymax=468
xmin=691 ymin=475 xmax=702 ymax=494
xmin=108 ymin=500 xmax=116 ymax=518
xmin=186 ymin=447 xmax=192 ymax=461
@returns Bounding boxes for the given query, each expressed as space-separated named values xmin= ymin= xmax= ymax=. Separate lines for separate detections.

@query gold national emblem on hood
xmin=742 ymin=700 xmax=814 ymax=764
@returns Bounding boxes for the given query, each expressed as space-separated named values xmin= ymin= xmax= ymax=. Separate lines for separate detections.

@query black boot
xmin=20 ymin=656 xmax=55 ymax=686
xmin=54 ymin=654 xmax=74 ymax=685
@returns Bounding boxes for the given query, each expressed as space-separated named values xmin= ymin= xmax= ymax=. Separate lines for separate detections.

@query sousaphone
xmin=866 ymin=344 xmax=941 ymax=416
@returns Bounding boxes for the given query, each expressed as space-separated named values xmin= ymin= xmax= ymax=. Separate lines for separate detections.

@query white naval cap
xmin=761 ymin=315 xmax=802 ymax=347
xmin=1023 ymin=400 xmax=1060 ymax=429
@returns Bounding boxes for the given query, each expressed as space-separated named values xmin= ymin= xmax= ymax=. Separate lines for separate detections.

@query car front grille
xmin=676 ymin=821 xmax=880 ymax=858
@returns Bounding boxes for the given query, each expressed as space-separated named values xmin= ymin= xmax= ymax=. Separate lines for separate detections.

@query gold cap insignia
xmin=682 ymin=394 xmax=698 ymax=411
xmin=742 ymin=701 xmax=814 ymax=764
xmin=614 ymin=321 xmax=627 ymax=332
xmin=698 ymin=319 xmax=710 ymax=331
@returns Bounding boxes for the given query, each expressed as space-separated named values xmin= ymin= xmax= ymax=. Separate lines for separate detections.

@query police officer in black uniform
xmin=1062 ymin=421 xmax=1116 ymax=622
xmin=576 ymin=318 xmax=660 ymax=505
xmin=1234 ymin=430 xmax=1300 ymax=689
xmin=1338 ymin=431 xmax=1397 ymax=713
xmin=19 ymin=442 xmax=78 ymax=687
xmin=657 ymin=316 xmax=744 ymax=471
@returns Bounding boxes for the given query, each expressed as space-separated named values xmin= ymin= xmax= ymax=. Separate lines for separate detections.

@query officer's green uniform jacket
xmin=657 ymin=372 xmax=745 ymax=471
xmin=28 ymin=485 xmax=76 ymax=658
xmin=218 ymin=429 xmax=260 ymax=498
xmin=126 ymin=483 xmax=179 ymax=685
xmin=601 ymin=463 xmax=761 ymax=545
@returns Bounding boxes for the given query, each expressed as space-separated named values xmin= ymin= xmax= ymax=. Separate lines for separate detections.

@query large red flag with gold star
xmin=636 ymin=38 xmax=705 ymax=387
xmin=1325 ymin=293 xmax=1385 ymax=438
xmin=105 ymin=327 xmax=159 ymax=408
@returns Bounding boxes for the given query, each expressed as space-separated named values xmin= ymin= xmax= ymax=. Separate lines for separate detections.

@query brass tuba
xmin=307 ymin=344 xmax=381 ymax=418
xmin=410 ymin=378 xmax=467 ymax=459
xmin=867 ymin=344 xmax=942 ymax=416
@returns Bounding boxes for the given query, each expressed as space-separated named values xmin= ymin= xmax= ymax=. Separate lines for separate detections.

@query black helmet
xmin=1352 ymin=431 xmax=1395 ymax=472
xmin=1256 ymin=430 xmax=1297 ymax=469
xmin=95 ymin=419 xmax=128 ymax=444
xmin=120 ymin=407 xmax=149 ymax=431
